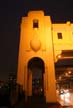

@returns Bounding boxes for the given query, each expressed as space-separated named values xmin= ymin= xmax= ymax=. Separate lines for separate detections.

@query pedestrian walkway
xmin=14 ymin=96 xmax=62 ymax=108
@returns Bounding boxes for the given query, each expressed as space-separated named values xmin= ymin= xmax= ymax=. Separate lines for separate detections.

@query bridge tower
xmin=17 ymin=11 xmax=57 ymax=103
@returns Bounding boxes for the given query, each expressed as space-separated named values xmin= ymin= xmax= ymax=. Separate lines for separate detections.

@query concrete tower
xmin=17 ymin=10 xmax=56 ymax=103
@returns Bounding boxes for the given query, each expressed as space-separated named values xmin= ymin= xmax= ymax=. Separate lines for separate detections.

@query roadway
xmin=57 ymin=90 xmax=73 ymax=107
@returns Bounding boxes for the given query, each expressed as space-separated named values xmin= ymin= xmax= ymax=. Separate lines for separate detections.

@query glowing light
xmin=59 ymin=76 xmax=62 ymax=80
xmin=65 ymin=72 xmax=68 ymax=76
xmin=68 ymin=71 xmax=71 ymax=74
xmin=57 ymin=54 xmax=62 ymax=59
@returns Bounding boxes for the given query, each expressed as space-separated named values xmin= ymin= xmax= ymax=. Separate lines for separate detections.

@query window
xmin=33 ymin=19 xmax=38 ymax=28
xmin=57 ymin=33 xmax=62 ymax=39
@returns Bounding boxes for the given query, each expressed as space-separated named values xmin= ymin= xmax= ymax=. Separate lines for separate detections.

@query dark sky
xmin=0 ymin=0 xmax=73 ymax=81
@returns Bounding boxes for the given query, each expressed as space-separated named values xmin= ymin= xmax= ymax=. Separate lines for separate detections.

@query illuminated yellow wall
xmin=17 ymin=10 xmax=73 ymax=103
xmin=52 ymin=22 xmax=73 ymax=61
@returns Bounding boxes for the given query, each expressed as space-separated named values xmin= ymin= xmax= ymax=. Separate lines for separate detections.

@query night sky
xmin=0 ymin=0 xmax=73 ymax=81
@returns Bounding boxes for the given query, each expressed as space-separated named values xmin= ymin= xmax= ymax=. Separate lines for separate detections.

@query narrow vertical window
xmin=33 ymin=19 xmax=38 ymax=28
xmin=57 ymin=33 xmax=62 ymax=39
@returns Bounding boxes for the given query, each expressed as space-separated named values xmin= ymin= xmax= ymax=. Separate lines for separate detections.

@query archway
xmin=28 ymin=57 xmax=45 ymax=97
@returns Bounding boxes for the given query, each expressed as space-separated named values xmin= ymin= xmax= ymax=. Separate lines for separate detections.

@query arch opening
xmin=28 ymin=57 xmax=45 ymax=96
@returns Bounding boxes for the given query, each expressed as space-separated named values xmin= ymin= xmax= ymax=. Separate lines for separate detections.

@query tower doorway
xmin=28 ymin=57 xmax=45 ymax=97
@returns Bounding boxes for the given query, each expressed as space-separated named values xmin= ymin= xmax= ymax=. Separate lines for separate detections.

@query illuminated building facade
xmin=17 ymin=10 xmax=73 ymax=103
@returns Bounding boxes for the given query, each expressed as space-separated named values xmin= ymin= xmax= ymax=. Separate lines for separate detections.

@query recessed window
xmin=33 ymin=19 xmax=38 ymax=28
xmin=57 ymin=33 xmax=62 ymax=39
